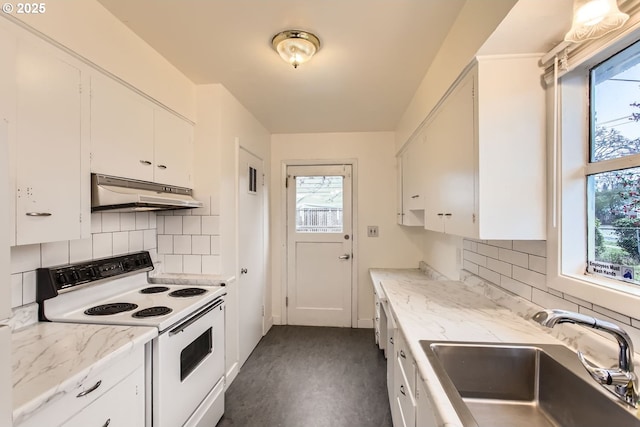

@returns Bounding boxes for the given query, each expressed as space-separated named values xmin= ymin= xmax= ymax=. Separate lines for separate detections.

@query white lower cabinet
xmin=63 ymin=366 xmax=144 ymax=427
xmin=416 ymin=377 xmax=438 ymax=427
xmin=16 ymin=348 xmax=145 ymax=427
xmin=393 ymin=332 xmax=416 ymax=427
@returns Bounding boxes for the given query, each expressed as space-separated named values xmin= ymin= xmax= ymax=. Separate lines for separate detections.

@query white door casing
xmin=286 ymin=164 xmax=353 ymax=327
xmin=238 ymin=147 xmax=265 ymax=367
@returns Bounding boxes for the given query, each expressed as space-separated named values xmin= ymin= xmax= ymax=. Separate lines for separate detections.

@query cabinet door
xmin=15 ymin=40 xmax=84 ymax=245
xmin=423 ymin=107 xmax=446 ymax=233
xmin=415 ymin=377 xmax=438 ymax=427
xmin=63 ymin=367 xmax=145 ymax=427
xmin=154 ymin=109 xmax=193 ymax=187
xmin=442 ymin=71 xmax=476 ymax=238
xmin=90 ymin=74 xmax=154 ymax=181
xmin=400 ymin=140 xmax=425 ymax=226
xmin=424 ymin=70 xmax=476 ymax=237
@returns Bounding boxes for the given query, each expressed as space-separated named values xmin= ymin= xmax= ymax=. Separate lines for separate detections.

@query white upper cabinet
xmin=14 ymin=38 xmax=89 ymax=245
xmin=398 ymin=130 xmax=427 ymax=227
xmin=154 ymin=108 xmax=193 ymax=188
xmin=424 ymin=71 xmax=475 ymax=237
xmin=423 ymin=55 xmax=546 ymax=240
xmin=90 ymin=74 xmax=154 ymax=182
xmin=90 ymin=75 xmax=194 ymax=187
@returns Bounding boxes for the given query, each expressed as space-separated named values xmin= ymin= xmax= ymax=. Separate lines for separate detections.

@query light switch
xmin=367 ymin=226 xmax=379 ymax=237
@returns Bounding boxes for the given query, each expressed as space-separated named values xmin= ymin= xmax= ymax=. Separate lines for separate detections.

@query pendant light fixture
xmin=565 ymin=0 xmax=628 ymax=43
xmin=272 ymin=30 xmax=321 ymax=69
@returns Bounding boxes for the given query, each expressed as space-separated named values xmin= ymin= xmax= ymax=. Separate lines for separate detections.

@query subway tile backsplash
xmin=462 ymin=238 xmax=640 ymax=338
xmin=155 ymin=196 xmax=222 ymax=275
xmin=9 ymin=212 xmax=159 ymax=309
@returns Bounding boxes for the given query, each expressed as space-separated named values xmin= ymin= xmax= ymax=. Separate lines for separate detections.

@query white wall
xmin=9 ymin=0 xmax=196 ymax=120
xmin=395 ymin=0 xmax=516 ymax=152
xmin=270 ymin=132 xmax=423 ymax=326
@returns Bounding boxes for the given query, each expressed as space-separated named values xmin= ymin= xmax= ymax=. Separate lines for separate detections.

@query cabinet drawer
xmin=63 ymin=366 xmax=144 ymax=427
xmin=396 ymin=332 xmax=416 ymax=393
xmin=396 ymin=373 xmax=416 ymax=427
xmin=17 ymin=348 xmax=143 ymax=427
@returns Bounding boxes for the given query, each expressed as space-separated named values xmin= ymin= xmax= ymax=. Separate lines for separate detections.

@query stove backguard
xmin=36 ymin=251 xmax=154 ymax=313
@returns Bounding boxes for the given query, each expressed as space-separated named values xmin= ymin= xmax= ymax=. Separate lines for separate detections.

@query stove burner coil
xmin=140 ymin=286 xmax=170 ymax=294
xmin=132 ymin=306 xmax=173 ymax=318
xmin=169 ymin=287 xmax=207 ymax=298
xmin=84 ymin=303 xmax=138 ymax=316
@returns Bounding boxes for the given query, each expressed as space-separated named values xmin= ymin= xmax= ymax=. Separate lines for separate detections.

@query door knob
xmin=240 ymin=268 xmax=248 ymax=274
xmin=338 ymin=254 xmax=351 ymax=260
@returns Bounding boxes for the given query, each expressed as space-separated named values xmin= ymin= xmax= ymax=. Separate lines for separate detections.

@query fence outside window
xmin=296 ymin=207 xmax=343 ymax=233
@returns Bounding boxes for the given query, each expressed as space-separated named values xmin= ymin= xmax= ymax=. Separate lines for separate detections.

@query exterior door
xmin=286 ymin=164 xmax=353 ymax=327
xmin=238 ymin=147 xmax=265 ymax=366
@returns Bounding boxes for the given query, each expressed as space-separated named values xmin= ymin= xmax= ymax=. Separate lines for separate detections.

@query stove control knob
xmin=55 ymin=273 xmax=67 ymax=285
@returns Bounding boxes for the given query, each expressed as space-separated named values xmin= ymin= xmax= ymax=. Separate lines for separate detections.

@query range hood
xmin=91 ymin=174 xmax=203 ymax=212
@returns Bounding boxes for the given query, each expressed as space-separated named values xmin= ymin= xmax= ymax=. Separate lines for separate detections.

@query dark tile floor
xmin=216 ymin=325 xmax=392 ymax=427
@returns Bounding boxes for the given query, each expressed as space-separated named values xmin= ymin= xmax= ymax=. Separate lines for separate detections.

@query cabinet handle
xmin=400 ymin=384 xmax=406 ymax=396
xmin=157 ymin=164 xmax=167 ymax=169
xmin=400 ymin=349 xmax=406 ymax=359
xmin=437 ymin=213 xmax=444 ymax=217
xmin=411 ymin=194 xmax=420 ymax=199
xmin=444 ymin=213 xmax=452 ymax=217
xmin=390 ymin=337 xmax=394 ymax=345
xmin=139 ymin=160 xmax=152 ymax=165
xmin=76 ymin=380 xmax=102 ymax=397
xmin=102 ymin=419 xmax=111 ymax=427
xmin=25 ymin=212 xmax=51 ymax=217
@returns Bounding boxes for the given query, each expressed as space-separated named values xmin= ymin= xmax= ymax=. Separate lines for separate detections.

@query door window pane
xmin=295 ymin=176 xmax=343 ymax=233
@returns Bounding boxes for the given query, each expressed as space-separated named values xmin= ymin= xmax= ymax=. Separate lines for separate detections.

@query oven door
xmin=153 ymin=297 xmax=225 ymax=427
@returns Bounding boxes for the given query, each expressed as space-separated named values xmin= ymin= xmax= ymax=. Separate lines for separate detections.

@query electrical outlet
xmin=367 ymin=226 xmax=379 ymax=237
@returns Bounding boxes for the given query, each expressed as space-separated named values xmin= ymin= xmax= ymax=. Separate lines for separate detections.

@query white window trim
xmin=548 ymin=33 xmax=640 ymax=318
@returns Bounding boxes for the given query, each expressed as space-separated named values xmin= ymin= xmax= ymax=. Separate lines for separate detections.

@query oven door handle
xmin=169 ymin=297 xmax=224 ymax=337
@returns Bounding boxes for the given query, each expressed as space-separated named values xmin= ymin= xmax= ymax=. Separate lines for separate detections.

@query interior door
xmin=238 ymin=147 xmax=265 ymax=366
xmin=286 ymin=164 xmax=353 ymax=327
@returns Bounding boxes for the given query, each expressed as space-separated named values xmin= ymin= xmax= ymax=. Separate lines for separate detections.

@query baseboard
xmin=264 ymin=316 xmax=274 ymax=334
xmin=272 ymin=315 xmax=282 ymax=325
xmin=225 ymin=362 xmax=239 ymax=389
xmin=357 ymin=319 xmax=374 ymax=328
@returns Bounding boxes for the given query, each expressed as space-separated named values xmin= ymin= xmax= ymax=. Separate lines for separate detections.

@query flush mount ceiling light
xmin=565 ymin=0 xmax=628 ymax=43
xmin=271 ymin=30 xmax=321 ymax=69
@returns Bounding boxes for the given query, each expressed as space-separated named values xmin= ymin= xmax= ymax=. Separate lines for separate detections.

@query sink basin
xmin=420 ymin=341 xmax=640 ymax=427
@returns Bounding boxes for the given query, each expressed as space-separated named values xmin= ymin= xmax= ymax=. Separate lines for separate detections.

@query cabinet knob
xmin=157 ymin=164 xmax=167 ymax=169
xmin=25 ymin=212 xmax=52 ymax=217
xmin=139 ymin=160 xmax=152 ymax=165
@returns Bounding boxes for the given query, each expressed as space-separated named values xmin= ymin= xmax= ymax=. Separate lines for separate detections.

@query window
xmin=294 ymin=175 xmax=344 ymax=233
xmin=587 ymin=40 xmax=640 ymax=285
xmin=550 ymin=30 xmax=640 ymax=317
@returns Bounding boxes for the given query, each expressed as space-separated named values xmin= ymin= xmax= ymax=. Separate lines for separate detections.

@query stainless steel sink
xmin=420 ymin=341 xmax=640 ymax=427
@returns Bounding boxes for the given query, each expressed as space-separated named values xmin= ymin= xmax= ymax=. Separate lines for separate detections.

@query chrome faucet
xmin=533 ymin=308 xmax=639 ymax=408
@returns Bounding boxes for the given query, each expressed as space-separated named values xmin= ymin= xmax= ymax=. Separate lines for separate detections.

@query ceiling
xmin=97 ymin=0 xmax=466 ymax=134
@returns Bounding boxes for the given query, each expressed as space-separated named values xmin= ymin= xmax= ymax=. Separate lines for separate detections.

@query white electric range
xmin=37 ymin=251 xmax=226 ymax=427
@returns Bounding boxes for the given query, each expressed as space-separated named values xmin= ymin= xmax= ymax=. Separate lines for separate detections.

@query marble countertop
xmin=370 ymin=269 xmax=628 ymax=427
xmin=12 ymin=322 xmax=157 ymax=425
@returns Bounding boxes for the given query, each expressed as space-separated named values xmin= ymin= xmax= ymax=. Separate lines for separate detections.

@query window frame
xmin=548 ymin=34 xmax=640 ymax=318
